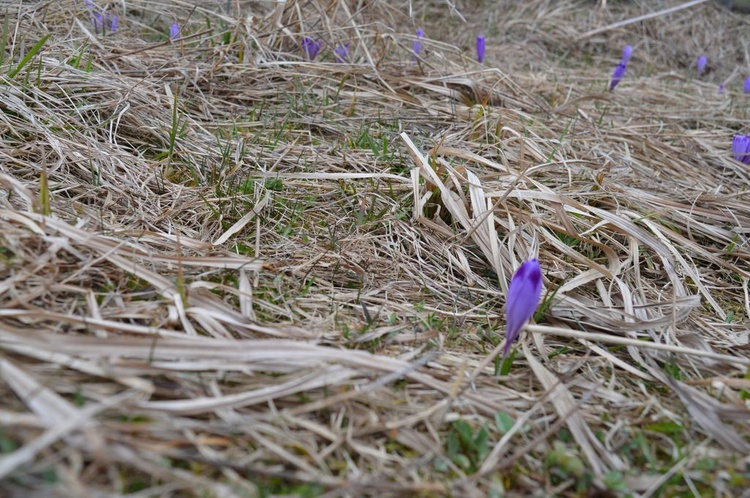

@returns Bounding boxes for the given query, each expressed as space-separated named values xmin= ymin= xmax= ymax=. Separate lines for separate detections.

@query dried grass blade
xmin=0 ymin=357 xmax=80 ymax=424
xmin=524 ymin=343 xmax=623 ymax=473
xmin=213 ymin=193 xmax=269 ymax=246
xmin=658 ymin=371 xmax=750 ymax=453
xmin=139 ymin=367 xmax=354 ymax=415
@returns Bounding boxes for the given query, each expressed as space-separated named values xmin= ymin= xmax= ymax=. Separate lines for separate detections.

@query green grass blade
xmin=8 ymin=33 xmax=50 ymax=79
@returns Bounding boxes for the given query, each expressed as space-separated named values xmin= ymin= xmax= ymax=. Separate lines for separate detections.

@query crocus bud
xmin=504 ymin=259 xmax=543 ymax=359
xmin=109 ymin=14 xmax=118 ymax=33
xmin=697 ymin=55 xmax=707 ymax=75
xmin=302 ymin=37 xmax=322 ymax=60
xmin=412 ymin=28 xmax=424 ymax=61
xmin=92 ymin=12 xmax=103 ymax=33
xmin=609 ymin=61 xmax=627 ymax=91
xmin=745 ymin=77 xmax=750 ymax=94
xmin=334 ymin=43 xmax=349 ymax=63
xmin=169 ymin=22 xmax=180 ymax=40
xmin=476 ymin=35 xmax=485 ymax=63
xmin=733 ymin=135 xmax=750 ymax=165
xmin=621 ymin=44 xmax=632 ymax=63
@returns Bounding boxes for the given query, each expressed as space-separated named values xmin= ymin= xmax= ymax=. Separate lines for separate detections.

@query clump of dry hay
xmin=0 ymin=0 xmax=749 ymax=496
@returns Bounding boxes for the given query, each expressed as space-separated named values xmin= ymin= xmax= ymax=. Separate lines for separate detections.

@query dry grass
xmin=1 ymin=0 xmax=749 ymax=496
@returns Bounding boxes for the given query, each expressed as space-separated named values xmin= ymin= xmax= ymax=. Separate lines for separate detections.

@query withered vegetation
xmin=0 ymin=0 xmax=749 ymax=496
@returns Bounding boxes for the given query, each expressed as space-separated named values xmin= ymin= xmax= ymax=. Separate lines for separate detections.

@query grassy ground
xmin=1 ymin=0 xmax=749 ymax=496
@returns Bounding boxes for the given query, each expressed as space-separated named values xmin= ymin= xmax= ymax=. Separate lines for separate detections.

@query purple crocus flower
xmin=503 ymin=258 xmax=543 ymax=359
xmin=733 ymin=135 xmax=750 ymax=165
xmin=92 ymin=12 xmax=103 ymax=33
xmin=108 ymin=14 xmax=118 ymax=33
xmin=609 ymin=61 xmax=627 ymax=91
xmin=412 ymin=28 xmax=424 ymax=61
xmin=334 ymin=43 xmax=349 ymax=63
xmin=718 ymin=84 xmax=725 ymax=95
xmin=745 ymin=77 xmax=750 ymax=94
xmin=696 ymin=55 xmax=707 ymax=75
xmin=84 ymin=0 xmax=94 ymax=9
xmin=169 ymin=22 xmax=180 ymax=41
xmin=476 ymin=35 xmax=485 ymax=63
xmin=302 ymin=37 xmax=322 ymax=60
xmin=621 ymin=44 xmax=633 ymax=64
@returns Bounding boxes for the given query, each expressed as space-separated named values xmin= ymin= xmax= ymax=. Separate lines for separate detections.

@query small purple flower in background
xmin=302 ymin=37 xmax=322 ymax=60
xmin=718 ymin=84 xmax=725 ymax=95
xmin=108 ymin=14 xmax=118 ymax=33
xmin=169 ymin=22 xmax=180 ymax=41
xmin=84 ymin=1 xmax=116 ymax=35
xmin=696 ymin=55 xmax=707 ymax=75
xmin=621 ymin=44 xmax=632 ymax=64
xmin=412 ymin=28 xmax=424 ymax=61
xmin=733 ymin=135 xmax=750 ymax=165
xmin=503 ymin=258 xmax=543 ymax=359
xmin=476 ymin=35 xmax=485 ymax=63
xmin=744 ymin=77 xmax=750 ymax=94
xmin=334 ymin=43 xmax=349 ymax=63
xmin=91 ymin=12 xmax=104 ymax=33
xmin=609 ymin=61 xmax=627 ymax=91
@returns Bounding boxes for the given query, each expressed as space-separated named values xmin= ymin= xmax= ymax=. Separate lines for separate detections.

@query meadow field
xmin=0 ymin=0 xmax=749 ymax=496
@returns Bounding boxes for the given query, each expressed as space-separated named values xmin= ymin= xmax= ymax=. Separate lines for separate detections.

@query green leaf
xmin=498 ymin=349 xmax=515 ymax=375
xmin=453 ymin=453 xmax=471 ymax=470
xmin=475 ymin=426 xmax=489 ymax=461
xmin=495 ymin=411 xmax=515 ymax=434
xmin=447 ymin=431 xmax=459 ymax=457
xmin=603 ymin=471 xmax=629 ymax=492
xmin=644 ymin=421 xmax=684 ymax=435
xmin=8 ymin=33 xmax=50 ymax=79
xmin=433 ymin=458 xmax=448 ymax=472
xmin=454 ymin=420 xmax=474 ymax=449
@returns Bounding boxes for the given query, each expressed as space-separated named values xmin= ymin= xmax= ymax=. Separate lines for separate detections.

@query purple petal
xmin=718 ymin=84 xmax=725 ymax=95
xmin=733 ymin=135 xmax=750 ymax=165
xmin=504 ymin=259 xmax=543 ymax=358
xmin=621 ymin=44 xmax=632 ymax=64
xmin=335 ymin=43 xmax=349 ymax=63
xmin=92 ymin=12 xmax=103 ymax=33
xmin=476 ymin=35 xmax=485 ymax=63
xmin=609 ymin=61 xmax=627 ymax=91
xmin=109 ymin=14 xmax=118 ymax=33
xmin=745 ymin=77 xmax=750 ymax=94
xmin=169 ymin=22 xmax=180 ymax=41
xmin=302 ymin=37 xmax=321 ymax=60
xmin=697 ymin=55 xmax=707 ymax=75
xmin=412 ymin=28 xmax=424 ymax=61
